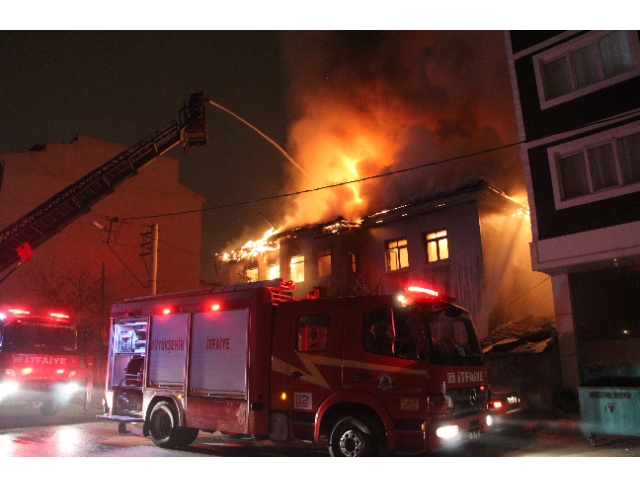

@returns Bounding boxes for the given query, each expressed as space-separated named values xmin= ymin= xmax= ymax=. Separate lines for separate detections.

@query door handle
xmin=289 ymin=371 xmax=303 ymax=378
xmin=355 ymin=373 xmax=372 ymax=379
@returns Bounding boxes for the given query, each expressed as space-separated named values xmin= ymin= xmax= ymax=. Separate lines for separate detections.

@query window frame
xmin=245 ymin=267 xmax=258 ymax=282
xmin=290 ymin=254 xmax=305 ymax=282
xmin=385 ymin=238 xmax=409 ymax=272
xmin=533 ymin=30 xmax=640 ymax=110
xmin=317 ymin=248 xmax=332 ymax=278
xmin=548 ymin=120 xmax=640 ymax=209
xmin=424 ymin=229 xmax=449 ymax=263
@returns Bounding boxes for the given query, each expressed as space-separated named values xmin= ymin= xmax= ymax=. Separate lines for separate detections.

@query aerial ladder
xmin=0 ymin=91 xmax=209 ymax=282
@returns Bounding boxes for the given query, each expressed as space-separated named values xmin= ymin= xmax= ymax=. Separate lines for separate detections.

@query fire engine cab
xmin=0 ymin=308 xmax=93 ymax=416
xmin=99 ymin=279 xmax=492 ymax=456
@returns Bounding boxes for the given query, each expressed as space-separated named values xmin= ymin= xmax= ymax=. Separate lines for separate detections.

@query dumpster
xmin=579 ymin=377 xmax=640 ymax=446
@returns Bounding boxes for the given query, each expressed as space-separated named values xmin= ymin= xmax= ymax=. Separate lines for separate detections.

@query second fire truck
xmin=100 ymin=279 xmax=492 ymax=456
xmin=0 ymin=308 xmax=93 ymax=416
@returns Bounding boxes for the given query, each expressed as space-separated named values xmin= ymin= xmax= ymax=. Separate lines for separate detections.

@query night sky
xmin=1 ymin=22 xmax=529 ymax=283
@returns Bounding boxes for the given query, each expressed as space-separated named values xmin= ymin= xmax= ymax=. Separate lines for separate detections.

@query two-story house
xmin=220 ymin=180 xmax=554 ymax=341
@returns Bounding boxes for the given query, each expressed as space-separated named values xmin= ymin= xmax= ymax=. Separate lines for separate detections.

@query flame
xmin=220 ymin=228 xmax=279 ymax=262
xmin=276 ymin=32 xmax=524 ymax=232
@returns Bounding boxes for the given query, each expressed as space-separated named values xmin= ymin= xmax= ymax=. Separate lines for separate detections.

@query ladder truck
xmin=0 ymin=91 xmax=209 ymax=282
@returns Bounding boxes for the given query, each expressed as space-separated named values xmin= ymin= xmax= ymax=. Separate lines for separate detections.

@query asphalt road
xmin=2 ymin=400 xmax=640 ymax=458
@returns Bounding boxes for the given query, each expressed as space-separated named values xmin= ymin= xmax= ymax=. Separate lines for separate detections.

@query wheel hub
xmin=339 ymin=430 xmax=364 ymax=457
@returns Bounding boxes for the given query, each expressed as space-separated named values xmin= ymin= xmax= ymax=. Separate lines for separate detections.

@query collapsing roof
xmin=221 ymin=179 xmax=529 ymax=263
xmin=481 ymin=319 xmax=557 ymax=355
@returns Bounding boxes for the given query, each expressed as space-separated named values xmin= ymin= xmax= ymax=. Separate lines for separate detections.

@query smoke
xmin=278 ymin=31 xmax=524 ymax=228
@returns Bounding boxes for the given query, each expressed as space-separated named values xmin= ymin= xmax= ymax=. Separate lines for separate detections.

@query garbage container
xmin=579 ymin=377 xmax=640 ymax=446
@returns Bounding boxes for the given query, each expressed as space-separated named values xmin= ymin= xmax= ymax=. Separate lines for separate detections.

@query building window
xmin=549 ymin=120 xmax=640 ymax=209
xmin=297 ymin=314 xmax=330 ymax=352
xmin=317 ymin=249 xmax=331 ymax=277
xmin=350 ymin=253 xmax=357 ymax=273
xmin=534 ymin=31 xmax=640 ymax=109
xmin=268 ymin=264 xmax=280 ymax=280
xmin=425 ymin=230 xmax=449 ymax=263
xmin=290 ymin=255 xmax=305 ymax=282
xmin=386 ymin=238 xmax=409 ymax=271
xmin=245 ymin=267 xmax=258 ymax=282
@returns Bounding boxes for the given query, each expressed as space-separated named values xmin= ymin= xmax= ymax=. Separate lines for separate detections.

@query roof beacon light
xmin=50 ymin=313 xmax=70 ymax=320
xmin=211 ymin=304 xmax=221 ymax=311
xmin=407 ymin=286 xmax=439 ymax=297
xmin=8 ymin=309 xmax=30 ymax=315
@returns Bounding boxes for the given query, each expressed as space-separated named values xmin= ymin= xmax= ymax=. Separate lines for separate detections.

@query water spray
xmin=207 ymin=100 xmax=314 ymax=183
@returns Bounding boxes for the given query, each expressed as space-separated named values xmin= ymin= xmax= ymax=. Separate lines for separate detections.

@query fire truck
xmin=99 ymin=278 xmax=492 ymax=456
xmin=0 ymin=308 xmax=93 ymax=415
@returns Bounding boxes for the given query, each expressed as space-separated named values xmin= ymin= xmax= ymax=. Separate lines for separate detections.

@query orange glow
xmin=211 ymin=304 xmax=221 ymax=311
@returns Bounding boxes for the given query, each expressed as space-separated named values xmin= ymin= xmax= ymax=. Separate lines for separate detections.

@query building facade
xmin=222 ymin=180 xmax=554 ymax=341
xmin=0 ymin=135 xmax=207 ymax=338
xmin=505 ymin=31 xmax=640 ymax=389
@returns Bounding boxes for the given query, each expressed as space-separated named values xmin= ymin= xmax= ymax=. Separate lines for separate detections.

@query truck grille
xmin=449 ymin=386 xmax=487 ymax=418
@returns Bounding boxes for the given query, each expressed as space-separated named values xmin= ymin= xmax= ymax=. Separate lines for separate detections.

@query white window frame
xmin=317 ymin=248 xmax=331 ymax=278
xmin=548 ymin=120 xmax=640 ymax=209
xmin=290 ymin=255 xmax=305 ymax=282
xmin=533 ymin=31 xmax=640 ymax=110
xmin=385 ymin=238 xmax=409 ymax=272
xmin=425 ymin=229 xmax=449 ymax=263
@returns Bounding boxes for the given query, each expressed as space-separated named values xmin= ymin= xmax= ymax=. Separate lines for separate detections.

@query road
xmin=2 ymin=400 xmax=640 ymax=458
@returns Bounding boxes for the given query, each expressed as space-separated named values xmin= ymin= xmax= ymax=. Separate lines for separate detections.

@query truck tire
xmin=176 ymin=427 xmax=200 ymax=447
xmin=148 ymin=401 xmax=183 ymax=449
xmin=40 ymin=400 xmax=60 ymax=417
xmin=328 ymin=415 xmax=386 ymax=457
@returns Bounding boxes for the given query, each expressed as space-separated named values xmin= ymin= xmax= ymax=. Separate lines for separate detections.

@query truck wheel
xmin=176 ymin=427 xmax=199 ymax=447
xmin=40 ymin=400 xmax=60 ymax=417
xmin=148 ymin=401 xmax=182 ymax=449
xmin=328 ymin=415 xmax=386 ymax=457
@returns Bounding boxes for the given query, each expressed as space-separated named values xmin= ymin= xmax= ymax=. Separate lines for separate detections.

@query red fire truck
xmin=0 ymin=308 xmax=93 ymax=416
xmin=99 ymin=279 xmax=492 ymax=456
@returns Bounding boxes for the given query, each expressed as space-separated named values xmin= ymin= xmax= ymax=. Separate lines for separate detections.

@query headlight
xmin=0 ymin=380 xmax=19 ymax=395
xmin=64 ymin=382 xmax=79 ymax=394
xmin=436 ymin=425 xmax=459 ymax=439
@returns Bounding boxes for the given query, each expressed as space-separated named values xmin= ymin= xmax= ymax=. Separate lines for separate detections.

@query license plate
xmin=468 ymin=428 xmax=480 ymax=439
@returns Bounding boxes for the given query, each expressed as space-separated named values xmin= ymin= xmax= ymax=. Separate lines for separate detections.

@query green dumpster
xmin=579 ymin=378 xmax=640 ymax=446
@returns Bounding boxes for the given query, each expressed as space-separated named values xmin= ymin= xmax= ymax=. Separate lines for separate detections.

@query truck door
xmin=271 ymin=300 xmax=345 ymax=440
xmin=343 ymin=303 xmax=429 ymax=414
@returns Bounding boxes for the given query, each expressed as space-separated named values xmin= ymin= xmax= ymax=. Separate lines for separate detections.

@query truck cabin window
xmin=1 ymin=322 xmax=76 ymax=353
xmin=362 ymin=307 xmax=419 ymax=360
xmin=423 ymin=307 xmax=482 ymax=365
xmin=297 ymin=314 xmax=330 ymax=352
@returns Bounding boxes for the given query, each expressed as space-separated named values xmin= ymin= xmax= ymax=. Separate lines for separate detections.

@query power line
xmin=121 ymin=139 xmax=524 ymax=222
xmin=120 ymin=106 xmax=640 ymax=224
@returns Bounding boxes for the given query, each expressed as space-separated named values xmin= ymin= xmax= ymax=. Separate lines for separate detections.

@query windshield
xmin=421 ymin=305 xmax=483 ymax=365
xmin=0 ymin=320 xmax=77 ymax=354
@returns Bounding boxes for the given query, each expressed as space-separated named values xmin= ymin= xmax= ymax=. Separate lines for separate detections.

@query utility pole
xmin=140 ymin=223 xmax=159 ymax=295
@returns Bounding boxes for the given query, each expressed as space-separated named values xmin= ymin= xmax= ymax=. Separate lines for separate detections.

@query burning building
xmin=218 ymin=180 xmax=554 ymax=341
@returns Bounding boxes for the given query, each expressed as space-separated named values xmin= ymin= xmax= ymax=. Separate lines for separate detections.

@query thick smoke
xmin=278 ymin=31 xmax=524 ymax=228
